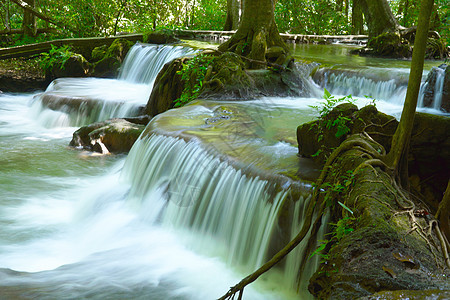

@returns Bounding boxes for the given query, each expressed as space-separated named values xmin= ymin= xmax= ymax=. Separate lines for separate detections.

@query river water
xmin=0 ymin=42 xmax=446 ymax=299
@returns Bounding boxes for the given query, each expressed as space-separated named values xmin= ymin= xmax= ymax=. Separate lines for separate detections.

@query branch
xmin=10 ymin=0 xmax=59 ymax=26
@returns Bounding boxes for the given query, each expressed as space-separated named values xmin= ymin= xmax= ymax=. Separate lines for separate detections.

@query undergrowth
xmin=174 ymin=53 xmax=215 ymax=107
xmin=38 ymin=45 xmax=75 ymax=72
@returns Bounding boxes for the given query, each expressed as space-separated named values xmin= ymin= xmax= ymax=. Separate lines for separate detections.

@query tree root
xmin=218 ymin=134 xmax=448 ymax=300
xmin=218 ymin=136 xmax=383 ymax=299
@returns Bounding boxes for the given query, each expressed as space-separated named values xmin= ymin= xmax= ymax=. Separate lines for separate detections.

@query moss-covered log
xmin=307 ymin=135 xmax=449 ymax=299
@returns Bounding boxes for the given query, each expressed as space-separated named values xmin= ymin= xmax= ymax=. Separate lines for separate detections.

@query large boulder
xmin=143 ymin=29 xmax=180 ymax=44
xmin=297 ymin=104 xmax=450 ymax=209
xmin=69 ymin=117 xmax=148 ymax=154
xmin=45 ymin=53 xmax=89 ymax=82
xmin=144 ymin=52 xmax=315 ymax=116
xmin=144 ymin=57 xmax=186 ymax=116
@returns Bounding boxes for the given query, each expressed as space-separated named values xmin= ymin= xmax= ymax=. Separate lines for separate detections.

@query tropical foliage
xmin=0 ymin=0 xmax=448 ymax=47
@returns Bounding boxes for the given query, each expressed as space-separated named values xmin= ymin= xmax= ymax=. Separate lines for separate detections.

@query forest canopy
xmin=0 ymin=0 xmax=448 ymax=47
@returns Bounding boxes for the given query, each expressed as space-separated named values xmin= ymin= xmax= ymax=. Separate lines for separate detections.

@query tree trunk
xmin=386 ymin=0 xmax=435 ymax=184
xmin=22 ymin=0 xmax=36 ymax=37
xmin=359 ymin=0 xmax=400 ymax=38
xmin=351 ymin=0 xmax=363 ymax=35
xmin=223 ymin=0 xmax=240 ymax=31
xmin=398 ymin=0 xmax=410 ymax=26
xmin=336 ymin=0 xmax=344 ymax=11
xmin=218 ymin=0 xmax=288 ymax=68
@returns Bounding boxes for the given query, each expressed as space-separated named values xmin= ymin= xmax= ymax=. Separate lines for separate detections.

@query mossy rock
xmin=92 ymin=39 xmax=134 ymax=78
xmin=367 ymin=32 xmax=412 ymax=58
xmin=143 ymin=29 xmax=180 ymax=44
xmin=307 ymin=135 xmax=449 ymax=299
xmin=144 ymin=57 xmax=186 ymax=116
xmin=46 ymin=53 xmax=90 ymax=81
xmin=91 ymin=45 xmax=108 ymax=63
xmin=297 ymin=104 xmax=449 ymax=208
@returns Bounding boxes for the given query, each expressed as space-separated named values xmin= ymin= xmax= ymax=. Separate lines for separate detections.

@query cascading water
xmin=418 ymin=65 xmax=447 ymax=111
xmin=119 ymin=43 xmax=196 ymax=84
xmin=1 ymin=42 xmax=446 ymax=299
xmin=313 ymin=66 xmax=447 ymax=112
xmin=313 ymin=68 xmax=409 ymax=103
xmin=31 ymin=43 xmax=196 ymax=127
xmin=121 ymin=134 xmax=318 ymax=299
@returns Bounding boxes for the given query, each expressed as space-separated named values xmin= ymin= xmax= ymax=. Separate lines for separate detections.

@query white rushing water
xmin=1 ymin=42 xmax=447 ymax=300
xmin=314 ymin=67 xmax=447 ymax=112
xmin=0 ymin=93 xmax=308 ymax=299
xmin=30 ymin=43 xmax=196 ymax=128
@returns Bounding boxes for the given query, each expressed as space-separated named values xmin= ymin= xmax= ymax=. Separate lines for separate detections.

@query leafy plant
xmin=311 ymin=170 xmax=356 ymax=262
xmin=175 ymin=54 xmax=215 ymax=107
xmin=309 ymin=88 xmax=356 ymax=142
xmin=38 ymin=45 xmax=75 ymax=72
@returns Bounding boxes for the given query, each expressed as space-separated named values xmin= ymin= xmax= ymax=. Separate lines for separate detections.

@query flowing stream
xmin=0 ymin=42 xmax=446 ymax=299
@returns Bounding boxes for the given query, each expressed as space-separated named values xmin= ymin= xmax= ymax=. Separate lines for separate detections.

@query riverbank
xmin=0 ymin=57 xmax=46 ymax=92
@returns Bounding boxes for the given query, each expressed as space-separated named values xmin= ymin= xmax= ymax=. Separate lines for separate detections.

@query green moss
xmin=143 ymin=29 xmax=179 ymax=44
xmin=92 ymin=39 xmax=134 ymax=77
xmin=367 ymin=32 xmax=412 ymax=58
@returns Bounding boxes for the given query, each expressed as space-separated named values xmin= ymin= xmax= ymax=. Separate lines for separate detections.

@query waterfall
xmin=118 ymin=43 xmax=197 ymax=85
xmin=314 ymin=68 xmax=408 ymax=103
xmin=32 ymin=43 xmax=195 ymax=127
xmin=121 ymin=134 xmax=319 ymax=297
xmin=418 ymin=65 xmax=446 ymax=110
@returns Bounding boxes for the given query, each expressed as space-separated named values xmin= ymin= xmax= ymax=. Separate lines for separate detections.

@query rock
xmin=422 ymin=64 xmax=449 ymax=112
xmin=307 ymin=134 xmax=450 ymax=299
xmin=143 ymin=29 xmax=180 ymax=44
xmin=297 ymin=104 xmax=450 ymax=207
xmin=366 ymin=32 xmax=412 ymax=58
xmin=46 ymin=53 xmax=89 ymax=81
xmin=359 ymin=289 xmax=450 ymax=299
xmin=69 ymin=118 xmax=146 ymax=154
xmin=144 ymin=57 xmax=186 ymax=116
xmin=91 ymin=39 xmax=134 ymax=78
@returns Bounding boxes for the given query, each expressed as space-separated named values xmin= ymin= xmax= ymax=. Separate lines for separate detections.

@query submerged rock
xmin=69 ymin=118 xmax=146 ymax=154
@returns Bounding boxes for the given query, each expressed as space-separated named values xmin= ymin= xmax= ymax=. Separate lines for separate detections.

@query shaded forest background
xmin=0 ymin=0 xmax=448 ymax=47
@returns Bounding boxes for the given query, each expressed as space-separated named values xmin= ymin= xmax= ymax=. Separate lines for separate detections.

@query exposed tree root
xmin=219 ymin=131 xmax=449 ymax=299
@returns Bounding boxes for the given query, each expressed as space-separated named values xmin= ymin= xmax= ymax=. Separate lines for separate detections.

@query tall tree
xmin=351 ymin=0 xmax=364 ymax=34
xmin=218 ymin=0 xmax=289 ymax=68
xmin=22 ymin=0 xmax=36 ymax=36
xmin=223 ymin=0 xmax=240 ymax=31
xmin=358 ymin=0 xmax=401 ymax=37
xmin=386 ymin=0 xmax=435 ymax=184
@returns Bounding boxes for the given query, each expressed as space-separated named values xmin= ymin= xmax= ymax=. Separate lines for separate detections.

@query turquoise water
xmin=0 ymin=42 xmax=446 ymax=299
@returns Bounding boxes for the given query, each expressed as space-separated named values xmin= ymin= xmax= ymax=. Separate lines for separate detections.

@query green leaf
xmin=338 ymin=201 xmax=354 ymax=215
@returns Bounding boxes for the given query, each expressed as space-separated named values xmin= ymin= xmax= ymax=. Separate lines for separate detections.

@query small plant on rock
xmin=174 ymin=54 xmax=215 ymax=107
xmin=38 ymin=45 xmax=75 ymax=72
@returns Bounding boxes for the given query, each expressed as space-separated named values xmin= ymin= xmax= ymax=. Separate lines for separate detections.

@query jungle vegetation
xmin=0 ymin=0 xmax=448 ymax=48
